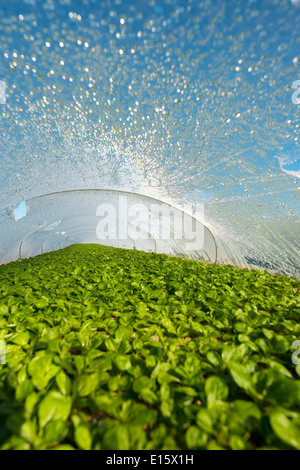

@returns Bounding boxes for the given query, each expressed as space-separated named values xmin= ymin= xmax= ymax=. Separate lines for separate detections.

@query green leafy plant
xmin=0 ymin=244 xmax=299 ymax=450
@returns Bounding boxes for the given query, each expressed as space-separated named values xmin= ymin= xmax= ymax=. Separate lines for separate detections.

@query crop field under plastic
xmin=0 ymin=244 xmax=299 ymax=450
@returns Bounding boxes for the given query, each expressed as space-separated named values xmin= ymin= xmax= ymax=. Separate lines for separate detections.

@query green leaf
xmin=186 ymin=426 xmax=209 ymax=449
xmin=56 ymin=370 xmax=71 ymax=396
xmin=19 ymin=420 xmax=37 ymax=445
xmin=43 ymin=419 xmax=68 ymax=445
xmin=196 ymin=409 xmax=215 ymax=434
xmin=0 ymin=304 xmax=9 ymax=315
xmin=139 ymin=388 xmax=158 ymax=405
xmin=161 ymin=399 xmax=174 ymax=417
xmin=74 ymin=425 xmax=92 ymax=450
xmin=35 ymin=299 xmax=49 ymax=309
xmin=28 ymin=354 xmax=60 ymax=390
xmin=38 ymin=391 xmax=72 ymax=428
xmin=222 ymin=344 xmax=252 ymax=364
xmin=10 ymin=332 xmax=30 ymax=346
xmin=228 ymin=362 xmax=256 ymax=397
xmin=15 ymin=380 xmax=34 ymax=401
xmin=207 ymin=439 xmax=225 ymax=450
xmin=267 ymin=377 xmax=300 ymax=407
xmin=271 ymin=335 xmax=290 ymax=354
xmin=270 ymin=410 xmax=300 ymax=449
xmin=206 ymin=351 xmax=220 ymax=367
xmin=73 ymin=373 xmax=100 ymax=397
xmin=125 ymin=402 xmax=158 ymax=425
xmin=160 ymin=382 xmax=171 ymax=401
xmin=93 ymin=394 xmax=123 ymax=418
xmin=51 ymin=444 xmax=75 ymax=450
xmin=127 ymin=424 xmax=147 ymax=450
xmin=205 ymin=376 xmax=228 ymax=407
xmin=103 ymin=425 xmax=130 ymax=450
xmin=133 ymin=376 xmax=154 ymax=393
xmin=230 ymin=400 xmax=261 ymax=426
xmin=115 ymin=325 xmax=133 ymax=342
xmin=105 ymin=337 xmax=117 ymax=351
xmin=229 ymin=435 xmax=249 ymax=450
xmin=115 ymin=355 xmax=132 ymax=371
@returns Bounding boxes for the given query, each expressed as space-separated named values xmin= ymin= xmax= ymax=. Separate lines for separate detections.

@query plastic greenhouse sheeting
xmin=0 ymin=0 xmax=299 ymax=277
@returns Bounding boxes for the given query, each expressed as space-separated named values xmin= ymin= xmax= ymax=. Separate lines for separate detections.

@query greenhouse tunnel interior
xmin=0 ymin=0 xmax=299 ymax=278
